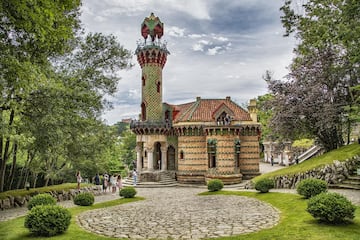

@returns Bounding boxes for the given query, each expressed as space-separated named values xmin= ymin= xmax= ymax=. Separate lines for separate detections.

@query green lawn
xmin=253 ymin=143 xmax=360 ymax=183
xmin=0 ymin=197 xmax=144 ymax=240
xmin=0 ymin=190 xmax=358 ymax=239
xmin=203 ymin=191 xmax=360 ymax=240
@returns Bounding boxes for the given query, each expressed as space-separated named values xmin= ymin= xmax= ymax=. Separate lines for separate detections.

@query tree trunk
xmin=9 ymin=142 xmax=18 ymax=190
xmin=32 ymin=172 xmax=38 ymax=188
xmin=0 ymin=109 xmax=15 ymax=192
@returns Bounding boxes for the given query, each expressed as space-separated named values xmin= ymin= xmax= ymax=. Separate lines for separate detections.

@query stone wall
xmin=0 ymin=185 xmax=104 ymax=210
xmin=270 ymin=156 xmax=360 ymax=189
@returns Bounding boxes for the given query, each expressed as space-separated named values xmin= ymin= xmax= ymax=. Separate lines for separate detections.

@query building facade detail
xmin=130 ymin=13 xmax=261 ymax=184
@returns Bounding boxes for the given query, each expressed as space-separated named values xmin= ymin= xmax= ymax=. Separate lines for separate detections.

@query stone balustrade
xmin=0 ymin=185 xmax=104 ymax=210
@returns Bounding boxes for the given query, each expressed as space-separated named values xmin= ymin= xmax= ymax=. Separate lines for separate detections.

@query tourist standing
xmin=271 ymin=155 xmax=274 ymax=166
xmin=76 ymin=171 xmax=82 ymax=190
xmin=94 ymin=173 xmax=100 ymax=185
xmin=133 ymin=169 xmax=137 ymax=186
xmin=110 ymin=174 xmax=117 ymax=194
xmin=102 ymin=173 xmax=109 ymax=192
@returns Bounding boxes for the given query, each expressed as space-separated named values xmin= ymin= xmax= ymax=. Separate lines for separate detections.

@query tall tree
xmin=266 ymin=0 xmax=360 ymax=151
xmin=0 ymin=1 xmax=133 ymax=191
xmin=0 ymin=0 xmax=81 ymax=192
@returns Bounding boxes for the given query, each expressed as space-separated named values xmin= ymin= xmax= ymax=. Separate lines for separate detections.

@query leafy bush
xmin=307 ymin=192 xmax=355 ymax=224
xmin=296 ymin=178 xmax=327 ymax=199
xmin=27 ymin=193 xmax=57 ymax=210
xmin=73 ymin=192 xmax=95 ymax=206
xmin=119 ymin=186 xmax=137 ymax=198
xmin=255 ymin=178 xmax=274 ymax=193
xmin=207 ymin=179 xmax=224 ymax=192
xmin=24 ymin=205 xmax=71 ymax=236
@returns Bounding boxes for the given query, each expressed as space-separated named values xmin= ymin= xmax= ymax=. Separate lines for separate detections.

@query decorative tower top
xmin=141 ymin=12 xmax=164 ymax=42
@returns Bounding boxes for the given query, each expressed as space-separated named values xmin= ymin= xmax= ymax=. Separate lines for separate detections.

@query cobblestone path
xmin=77 ymin=187 xmax=280 ymax=239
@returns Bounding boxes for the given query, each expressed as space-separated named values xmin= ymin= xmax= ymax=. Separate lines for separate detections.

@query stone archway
xmin=154 ymin=142 xmax=161 ymax=170
xmin=167 ymin=146 xmax=176 ymax=170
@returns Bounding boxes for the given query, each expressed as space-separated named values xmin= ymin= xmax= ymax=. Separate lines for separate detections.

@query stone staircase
xmin=332 ymin=175 xmax=360 ymax=190
xmin=122 ymin=171 xmax=178 ymax=188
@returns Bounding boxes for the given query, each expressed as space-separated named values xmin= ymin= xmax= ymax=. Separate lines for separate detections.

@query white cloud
xmin=80 ymin=0 xmax=295 ymax=124
xmin=167 ymin=26 xmax=185 ymax=37
xmin=188 ymin=34 xmax=204 ymax=39
xmin=192 ymin=43 xmax=204 ymax=52
xmin=212 ymin=36 xmax=228 ymax=42
xmin=207 ymin=46 xmax=222 ymax=55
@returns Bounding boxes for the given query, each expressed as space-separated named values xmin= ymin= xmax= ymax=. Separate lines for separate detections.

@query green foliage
xmin=254 ymin=178 xmax=275 ymax=193
xmin=307 ymin=192 xmax=356 ymax=224
xmin=296 ymin=178 xmax=327 ymax=199
xmin=24 ymin=205 xmax=71 ymax=237
xmin=73 ymin=192 xmax=95 ymax=206
xmin=292 ymin=138 xmax=314 ymax=149
xmin=207 ymin=179 xmax=224 ymax=192
xmin=273 ymin=0 xmax=360 ymax=151
xmin=27 ymin=193 xmax=56 ymax=210
xmin=118 ymin=129 xmax=136 ymax=169
xmin=119 ymin=186 xmax=137 ymax=198
xmin=252 ymin=143 xmax=360 ymax=183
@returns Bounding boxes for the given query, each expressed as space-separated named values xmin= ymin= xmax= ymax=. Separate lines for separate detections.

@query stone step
xmin=330 ymin=184 xmax=360 ymax=190
xmin=342 ymin=180 xmax=360 ymax=185
xmin=348 ymin=176 xmax=360 ymax=181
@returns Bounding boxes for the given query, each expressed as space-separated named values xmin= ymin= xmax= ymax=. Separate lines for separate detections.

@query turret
xmin=136 ymin=13 xmax=169 ymax=122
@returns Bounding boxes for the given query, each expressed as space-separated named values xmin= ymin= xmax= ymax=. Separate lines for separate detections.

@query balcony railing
xmin=130 ymin=120 xmax=172 ymax=129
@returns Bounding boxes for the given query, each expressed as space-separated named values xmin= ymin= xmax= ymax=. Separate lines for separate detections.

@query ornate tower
xmin=136 ymin=13 xmax=169 ymax=122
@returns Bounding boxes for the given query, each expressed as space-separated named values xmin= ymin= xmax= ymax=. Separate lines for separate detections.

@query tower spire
xmin=136 ymin=13 xmax=169 ymax=122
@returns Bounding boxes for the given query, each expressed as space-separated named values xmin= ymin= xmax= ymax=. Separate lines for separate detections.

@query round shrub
xmin=255 ymin=178 xmax=275 ymax=193
xmin=27 ymin=193 xmax=57 ymax=210
xmin=24 ymin=205 xmax=71 ymax=237
xmin=207 ymin=179 xmax=224 ymax=192
xmin=73 ymin=192 xmax=95 ymax=206
xmin=296 ymin=178 xmax=327 ymax=199
xmin=119 ymin=186 xmax=137 ymax=198
xmin=307 ymin=192 xmax=355 ymax=224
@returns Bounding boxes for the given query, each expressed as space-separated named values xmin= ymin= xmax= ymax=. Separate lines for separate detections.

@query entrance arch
xmin=167 ymin=146 xmax=176 ymax=170
xmin=154 ymin=142 xmax=161 ymax=170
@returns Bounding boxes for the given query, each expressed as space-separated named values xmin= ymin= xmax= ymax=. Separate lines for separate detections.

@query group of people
xmin=77 ymin=170 xmax=137 ymax=191
xmin=99 ymin=173 xmax=123 ymax=194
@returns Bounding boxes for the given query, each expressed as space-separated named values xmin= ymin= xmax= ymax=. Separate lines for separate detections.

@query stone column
xmin=161 ymin=145 xmax=168 ymax=171
xmin=147 ymin=147 xmax=154 ymax=171
xmin=136 ymin=145 xmax=142 ymax=171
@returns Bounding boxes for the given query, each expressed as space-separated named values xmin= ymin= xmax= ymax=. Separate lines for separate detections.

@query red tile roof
xmin=167 ymin=97 xmax=252 ymax=123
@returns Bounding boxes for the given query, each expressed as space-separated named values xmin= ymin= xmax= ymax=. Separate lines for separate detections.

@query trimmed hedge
xmin=207 ymin=179 xmax=224 ymax=192
xmin=24 ymin=205 xmax=71 ymax=236
xmin=307 ymin=192 xmax=355 ymax=224
xmin=255 ymin=178 xmax=274 ymax=193
xmin=27 ymin=193 xmax=57 ymax=210
xmin=73 ymin=192 xmax=95 ymax=206
xmin=296 ymin=178 xmax=327 ymax=199
xmin=119 ymin=187 xmax=137 ymax=198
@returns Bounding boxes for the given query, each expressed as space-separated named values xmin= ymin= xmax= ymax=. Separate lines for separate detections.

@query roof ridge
xmin=187 ymin=99 xmax=201 ymax=121
xmin=177 ymin=101 xmax=197 ymax=121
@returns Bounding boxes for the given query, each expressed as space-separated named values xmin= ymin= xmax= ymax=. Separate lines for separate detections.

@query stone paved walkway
xmin=77 ymin=187 xmax=280 ymax=239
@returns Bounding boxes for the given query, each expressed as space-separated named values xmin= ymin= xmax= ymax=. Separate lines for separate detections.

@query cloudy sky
xmin=80 ymin=0 xmax=296 ymax=125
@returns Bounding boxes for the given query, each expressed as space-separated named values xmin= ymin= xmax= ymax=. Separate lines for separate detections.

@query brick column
xmin=161 ymin=145 xmax=168 ymax=171
xmin=136 ymin=145 xmax=142 ymax=171
xmin=147 ymin=147 xmax=154 ymax=171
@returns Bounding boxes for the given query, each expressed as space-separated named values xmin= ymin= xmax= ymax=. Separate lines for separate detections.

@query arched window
xmin=207 ymin=139 xmax=217 ymax=168
xmin=216 ymin=112 xmax=231 ymax=125
xmin=142 ymin=75 xmax=146 ymax=86
xmin=235 ymin=139 xmax=241 ymax=168
xmin=141 ymin=102 xmax=146 ymax=121
xmin=156 ymin=81 xmax=161 ymax=93
xmin=180 ymin=150 xmax=184 ymax=160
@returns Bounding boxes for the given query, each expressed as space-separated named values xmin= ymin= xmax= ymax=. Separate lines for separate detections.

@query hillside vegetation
xmin=253 ymin=143 xmax=360 ymax=183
